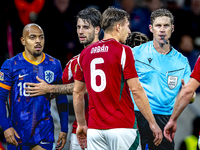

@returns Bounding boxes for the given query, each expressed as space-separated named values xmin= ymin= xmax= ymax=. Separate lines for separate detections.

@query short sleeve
xmin=0 ymin=60 xmax=12 ymax=90
xmin=183 ymin=59 xmax=191 ymax=84
xmin=62 ymin=61 xmax=74 ymax=84
xmin=123 ymin=46 xmax=138 ymax=80
xmin=75 ymin=54 xmax=85 ymax=82
xmin=191 ymin=56 xmax=200 ymax=82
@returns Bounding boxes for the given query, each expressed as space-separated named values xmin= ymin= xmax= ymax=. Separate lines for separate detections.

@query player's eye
xmin=30 ymin=36 xmax=35 ymax=39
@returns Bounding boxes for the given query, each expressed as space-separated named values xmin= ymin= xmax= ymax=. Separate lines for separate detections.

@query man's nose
xmin=78 ymin=28 xmax=84 ymax=34
xmin=160 ymin=26 xmax=165 ymax=32
xmin=35 ymin=37 xmax=41 ymax=43
xmin=128 ymin=28 xmax=131 ymax=34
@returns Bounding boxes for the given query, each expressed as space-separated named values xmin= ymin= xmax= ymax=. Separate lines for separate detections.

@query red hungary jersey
xmin=191 ymin=56 xmax=200 ymax=82
xmin=75 ymin=39 xmax=138 ymax=129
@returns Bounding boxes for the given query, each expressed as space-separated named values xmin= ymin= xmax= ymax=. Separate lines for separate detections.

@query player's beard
xmin=26 ymin=48 xmax=43 ymax=58
xmin=33 ymin=51 xmax=42 ymax=57
xmin=81 ymin=30 xmax=95 ymax=47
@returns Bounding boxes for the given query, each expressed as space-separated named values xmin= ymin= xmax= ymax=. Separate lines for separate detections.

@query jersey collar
xmin=23 ymin=51 xmax=45 ymax=65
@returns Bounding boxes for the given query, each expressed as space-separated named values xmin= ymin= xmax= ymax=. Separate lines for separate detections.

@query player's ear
xmin=116 ymin=23 xmax=121 ymax=32
xmin=20 ymin=37 xmax=25 ymax=46
xmin=171 ymin=25 xmax=174 ymax=33
xmin=149 ymin=24 xmax=153 ymax=33
xmin=95 ymin=26 xmax=101 ymax=35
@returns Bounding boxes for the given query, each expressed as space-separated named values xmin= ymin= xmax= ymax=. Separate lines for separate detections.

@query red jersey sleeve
xmin=123 ymin=46 xmax=138 ymax=80
xmin=62 ymin=55 xmax=79 ymax=84
xmin=191 ymin=56 xmax=200 ymax=82
xmin=62 ymin=62 xmax=73 ymax=84
xmin=75 ymin=54 xmax=85 ymax=82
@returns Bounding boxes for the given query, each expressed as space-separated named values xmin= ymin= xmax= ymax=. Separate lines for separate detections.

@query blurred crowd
xmin=1 ymin=0 xmax=200 ymax=72
xmin=1 ymin=0 xmax=200 ymax=149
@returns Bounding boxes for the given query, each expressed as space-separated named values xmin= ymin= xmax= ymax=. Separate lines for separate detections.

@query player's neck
xmin=24 ymin=51 xmax=43 ymax=63
xmin=153 ymin=39 xmax=171 ymax=55
xmin=103 ymin=32 xmax=119 ymax=42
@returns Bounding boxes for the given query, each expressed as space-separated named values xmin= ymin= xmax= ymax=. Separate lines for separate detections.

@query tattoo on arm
xmin=51 ymin=83 xmax=74 ymax=95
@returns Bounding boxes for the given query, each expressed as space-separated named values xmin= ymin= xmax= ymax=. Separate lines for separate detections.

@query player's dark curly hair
xmin=76 ymin=7 xmax=101 ymax=28
xmin=125 ymin=32 xmax=149 ymax=48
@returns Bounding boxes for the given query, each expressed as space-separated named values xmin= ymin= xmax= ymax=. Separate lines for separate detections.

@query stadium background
xmin=1 ymin=0 xmax=200 ymax=149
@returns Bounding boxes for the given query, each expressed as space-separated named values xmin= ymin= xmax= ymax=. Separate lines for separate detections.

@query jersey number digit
xmin=18 ymin=82 xmax=30 ymax=96
xmin=90 ymin=58 xmax=106 ymax=92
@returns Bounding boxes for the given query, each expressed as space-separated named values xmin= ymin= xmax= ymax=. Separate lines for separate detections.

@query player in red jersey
xmin=25 ymin=7 xmax=101 ymax=150
xmin=73 ymin=6 xmax=162 ymax=150
xmin=63 ymin=7 xmax=101 ymax=150
xmin=164 ymin=56 xmax=200 ymax=144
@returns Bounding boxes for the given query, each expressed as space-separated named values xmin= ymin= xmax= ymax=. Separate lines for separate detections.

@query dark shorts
xmin=135 ymin=111 xmax=175 ymax=150
xmin=7 ymin=141 xmax=53 ymax=150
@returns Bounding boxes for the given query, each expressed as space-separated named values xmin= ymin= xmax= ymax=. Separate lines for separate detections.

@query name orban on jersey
xmin=91 ymin=45 xmax=108 ymax=54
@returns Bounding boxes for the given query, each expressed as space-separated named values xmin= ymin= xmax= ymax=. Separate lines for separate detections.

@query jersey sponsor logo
xmin=147 ymin=58 xmax=153 ymax=64
xmin=91 ymin=45 xmax=108 ymax=54
xmin=40 ymin=141 xmax=51 ymax=145
xmin=19 ymin=74 xmax=29 ymax=80
xmin=168 ymin=76 xmax=178 ymax=89
xmin=45 ymin=70 xmax=54 ymax=83
xmin=19 ymin=74 xmax=29 ymax=78
xmin=0 ymin=71 xmax=4 ymax=81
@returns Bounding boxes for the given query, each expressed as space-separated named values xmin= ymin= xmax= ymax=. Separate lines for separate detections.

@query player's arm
xmin=0 ymin=63 xmax=20 ymax=146
xmin=127 ymin=78 xmax=163 ymax=146
xmin=183 ymin=59 xmax=195 ymax=104
xmin=73 ymin=79 xmax=87 ymax=149
xmin=50 ymin=82 xmax=74 ymax=95
xmin=73 ymin=79 xmax=87 ymax=126
xmin=164 ymin=78 xmax=200 ymax=142
xmin=182 ymin=79 xmax=196 ymax=104
xmin=55 ymin=93 xmax=69 ymax=149
xmin=0 ymin=88 xmax=12 ymax=131
xmin=0 ymin=88 xmax=20 ymax=146
xmin=26 ymin=58 xmax=79 ymax=96
xmin=25 ymin=76 xmax=75 ymax=96
xmin=54 ymin=61 xmax=69 ymax=149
